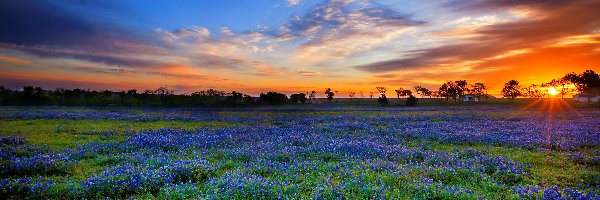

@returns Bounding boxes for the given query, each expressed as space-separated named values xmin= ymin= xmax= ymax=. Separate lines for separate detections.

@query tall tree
xmin=414 ymin=86 xmax=424 ymax=98
xmin=455 ymin=80 xmax=469 ymax=100
xmin=502 ymin=80 xmax=521 ymax=101
xmin=394 ymin=88 xmax=404 ymax=99
xmin=376 ymin=87 xmax=388 ymax=105
xmin=290 ymin=93 xmax=307 ymax=104
xmin=439 ymin=83 xmax=450 ymax=102
xmin=562 ymin=70 xmax=600 ymax=95
xmin=414 ymin=86 xmax=431 ymax=98
xmin=522 ymin=84 xmax=544 ymax=99
xmin=324 ymin=88 xmax=335 ymax=102
xmin=308 ymin=91 xmax=317 ymax=103
xmin=402 ymin=90 xmax=412 ymax=97
xmin=471 ymin=82 xmax=487 ymax=102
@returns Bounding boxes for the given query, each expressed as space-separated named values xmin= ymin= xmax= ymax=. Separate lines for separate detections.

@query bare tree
xmin=349 ymin=91 xmax=356 ymax=100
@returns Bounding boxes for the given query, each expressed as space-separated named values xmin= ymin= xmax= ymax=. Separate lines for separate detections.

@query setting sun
xmin=548 ymin=87 xmax=559 ymax=96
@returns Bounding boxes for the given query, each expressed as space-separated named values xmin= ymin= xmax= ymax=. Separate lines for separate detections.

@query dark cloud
xmin=189 ymin=55 xmax=245 ymax=70
xmin=0 ymin=0 xmax=166 ymax=68
xmin=71 ymin=65 xmax=136 ymax=75
xmin=356 ymin=0 xmax=600 ymax=73
xmin=444 ymin=0 xmax=569 ymax=12
xmin=0 ymin=1 xmax=93 ymax=46
xmin=145 ymin=71 xmax=212 ymax=80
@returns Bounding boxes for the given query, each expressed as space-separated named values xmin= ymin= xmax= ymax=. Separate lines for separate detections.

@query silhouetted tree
xmin=562 ymin=70 xmax=600 ymax=96
xmin=432 ymin=91 xmax=440 ymax=99
xmin=0 ymin=86 xmax=6 ymax=104
xmin=502 ymin=80 xmax=521 ymax=101
xmin=324 ymin=88 xmax=335 ymax=102
xmin=394 ymin=88 xmax=404 ymax=99
xmin=522 ymin=84 xmax=544 ymax=99
xmin=438 ymin=82 xmax=451 ymax=102
xmin=455 ymin=80 xmax=469 ymax=101
xmin=290 ymin=93 xmax=307 ymax=104
xmin=414 ymin=86 xmax=431 ymax=98
xmin=348 ymin=92 xmax=356 ymax=100
xmin=260 ymin=92 xmax=288 ymax=105
xmin=375 ymin=87 xmax=388 ymax=105
xmin=308 ymin=91 xmax=317 ymax=103
xmin=225 ymin=91 xmax=245 ymax=106
xmin=438 ymin=80 xmax=468 ymax=102
xmin=470 ymin=82 xmax=487 ymax=102
xmin=0 ymin=86 xmax=261 ymax=107
xmin=406 ymin=94 xmax=418 ymax=106
xmin=553 ymin=79 xmax=571 ymax=98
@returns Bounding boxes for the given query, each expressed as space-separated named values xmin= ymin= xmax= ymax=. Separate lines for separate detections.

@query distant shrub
xmin=225 ymin=91 xmax=255 ymax=106
xmin=406 ymin=95 xmax=418 ymax=106
xmin=259 ymin=92 xmax=288 ymax=105
xmin=289 ymin=93 xmax=307 ymax=104
xmin=377 ymin=94 xmax=388 ymax=105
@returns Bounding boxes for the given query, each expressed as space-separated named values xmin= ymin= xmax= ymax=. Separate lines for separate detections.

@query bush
xmin=289 ymin=93 xmax=307 ymax=104
xmin=259 ymin=92 xmax=288 ymax=105
xmin=377 ymin=94 xmax=388 ymax=105
xmin=406 ymin=95 xmax=418 ymax=106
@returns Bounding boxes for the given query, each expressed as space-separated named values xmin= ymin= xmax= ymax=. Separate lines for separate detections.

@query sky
xmin=0 ymin=0 xmax=599 ymax=96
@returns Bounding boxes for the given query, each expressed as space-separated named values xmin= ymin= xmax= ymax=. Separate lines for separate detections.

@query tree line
xmin=0 ymin=70 xmax=597 ymax=107
xmin=501 ymin=70 xmax=600 ymax=101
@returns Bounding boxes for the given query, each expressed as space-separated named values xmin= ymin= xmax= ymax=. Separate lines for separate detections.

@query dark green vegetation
xmin=0 ymin=105 xmax=598 ymax=199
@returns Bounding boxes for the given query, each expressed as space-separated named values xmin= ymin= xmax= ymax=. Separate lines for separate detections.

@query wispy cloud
xmin=298 ymin=70 xmax=320 ymax=76
xmin=287 ymin=0 xmax=301 ymax=7
xmin=155 ymin=26 xmax=287 ymax=77
xmin=276 ymin=0 xmax=424 ymax=64
xmin=0 ymin=54 xmax=31 ymax=64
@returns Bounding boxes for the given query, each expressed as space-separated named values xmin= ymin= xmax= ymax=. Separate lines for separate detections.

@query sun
xmin=548 ymin=87 xmax=559 ymax=96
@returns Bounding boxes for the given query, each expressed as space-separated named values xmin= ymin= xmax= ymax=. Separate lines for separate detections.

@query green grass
xmin=407 ymin=139 xmax=599 ymax=189
xmin=0 ymin=119 xmax=241 ymax=149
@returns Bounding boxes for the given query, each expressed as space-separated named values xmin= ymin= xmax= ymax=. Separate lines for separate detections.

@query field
xmin=1 ymin=102 xmax=599 ymax=199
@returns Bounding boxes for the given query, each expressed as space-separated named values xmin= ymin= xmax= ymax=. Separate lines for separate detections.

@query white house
xmin=573 ymin=94 xmax=600 ymax=102
xmin=462 ymin=94 xmax=479 ymax=102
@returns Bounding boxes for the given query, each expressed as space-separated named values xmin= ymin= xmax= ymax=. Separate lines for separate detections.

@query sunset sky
xmin=1 ymin=0 xmax=599 ymax=96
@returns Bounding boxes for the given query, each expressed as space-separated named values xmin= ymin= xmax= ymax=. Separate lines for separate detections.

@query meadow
xmin=0 ymin=102 xmax=599 ymax=199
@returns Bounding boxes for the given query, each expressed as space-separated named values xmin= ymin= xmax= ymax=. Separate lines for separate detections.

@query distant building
xmin=462 ymin=94 xmax=479 ymax=102
xmin=573 ymin=94 xmax=600 ymax=102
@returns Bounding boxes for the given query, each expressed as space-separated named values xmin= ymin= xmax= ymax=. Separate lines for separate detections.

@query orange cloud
xmin=0 ymin=54 xmax=31 ymax=64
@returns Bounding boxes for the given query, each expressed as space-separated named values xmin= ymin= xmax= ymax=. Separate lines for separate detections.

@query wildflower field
xmin=0 ymin=105 xmax=599 ymax=199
